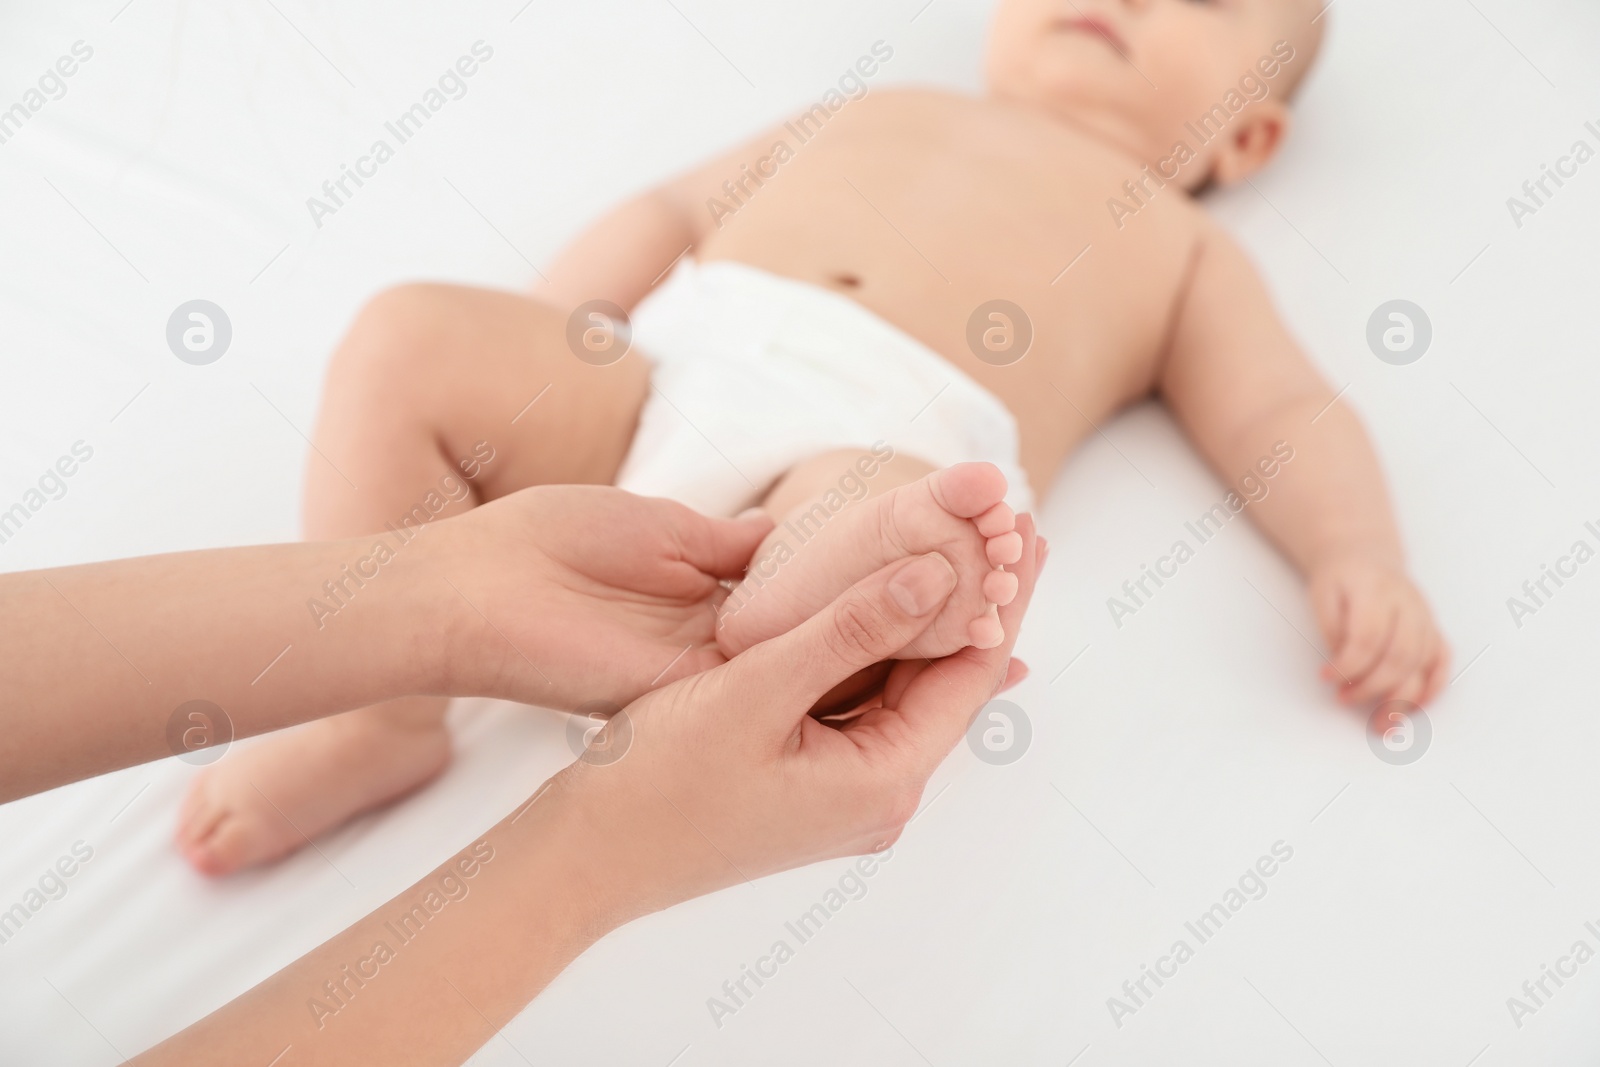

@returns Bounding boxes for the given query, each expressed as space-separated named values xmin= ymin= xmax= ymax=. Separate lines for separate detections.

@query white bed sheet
xmin=3 ymin=1 xmax=1600 ymax=1063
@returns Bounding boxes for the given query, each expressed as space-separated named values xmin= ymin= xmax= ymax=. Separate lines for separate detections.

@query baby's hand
xmin=1308 ymin=555 xmax=1450 ymax=708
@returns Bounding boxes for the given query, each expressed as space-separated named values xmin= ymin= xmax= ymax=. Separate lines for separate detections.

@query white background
xmin=2 ymin=1 xmax=1600 ymax=1063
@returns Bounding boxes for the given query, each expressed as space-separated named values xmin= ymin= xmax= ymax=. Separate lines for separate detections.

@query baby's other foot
xmin=717 ymin=462 xmax=1021 ymax=660
xmin=174 ymin=704 xmax=451 ymax=876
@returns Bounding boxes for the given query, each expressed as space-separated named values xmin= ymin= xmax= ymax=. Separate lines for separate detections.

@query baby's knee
xmin=326 ymin=283 xmax=462 ymax=391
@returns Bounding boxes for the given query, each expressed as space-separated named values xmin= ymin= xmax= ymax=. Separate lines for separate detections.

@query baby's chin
xmin=991 ymin=51 xmax=1136 ymax=104
xmin=991 ymin=63 xmax=1149 ymax=121
xmin=1006 ymin=88 xmax=1173 ymax=160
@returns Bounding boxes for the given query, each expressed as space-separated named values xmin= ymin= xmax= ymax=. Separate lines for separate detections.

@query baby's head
xmin=986 ymin=0 xmax=1325 ymax=188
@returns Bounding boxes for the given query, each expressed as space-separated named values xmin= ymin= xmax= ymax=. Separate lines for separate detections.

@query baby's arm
xmin=1158 ymin=225 xmax=1449 ymax=707
xmin=536 ymin=126 xmax=787 ymax=311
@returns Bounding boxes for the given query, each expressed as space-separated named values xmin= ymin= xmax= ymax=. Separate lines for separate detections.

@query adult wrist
xmin=399 ymin=520 xmax=500 ymax=699
xmin=498 ymin=769 xmax=645 ymax=937
xmin=328 ymin=529 xmax=470 ymax=701
xmin=548 ymin=756 xmax=772 ymax=928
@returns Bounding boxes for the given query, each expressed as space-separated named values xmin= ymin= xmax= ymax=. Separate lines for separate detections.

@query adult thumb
xmin=662 ymin=502 xmax=776 ymax=581
xmin=728 ymin=552 xmax=959 ymax=716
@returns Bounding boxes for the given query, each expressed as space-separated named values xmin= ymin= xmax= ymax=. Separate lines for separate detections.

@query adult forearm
xmin=0 ymin=538 xmax=452 ymax=801
xmin=130 ymin=776 xmax=618 ymax=1066
xmin=125 ymin=513 xmax=1043 ymax=1067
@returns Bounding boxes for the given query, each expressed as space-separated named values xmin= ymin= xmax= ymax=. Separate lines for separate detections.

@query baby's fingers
xmin=1310 ymin=577 xmax=1350 ymax=675
xmin=1383 ymin=606 xmax=1452 ymax=708
xmin=1420 ymin=642 xmax=1453 ymax=705
xmin=1329 ymin=601 xmax=1397 ymax=697
xmin=1386 ymin=638 xmax=1435 ymax=707
xmin=1345 ymin=613 xmax=1425 ymax=705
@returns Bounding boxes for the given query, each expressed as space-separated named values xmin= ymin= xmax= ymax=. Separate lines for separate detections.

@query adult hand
xmin=556 ymin=515 xmax=1043 ymax=922
xmin=428 ymin=486 xmax=773 ymax=709
xmin=117 ymin=515 xmax=1043 ymax=1067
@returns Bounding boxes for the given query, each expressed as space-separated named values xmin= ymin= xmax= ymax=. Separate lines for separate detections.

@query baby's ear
xmin=1210 ymin=102 xmax=1291 ymax=185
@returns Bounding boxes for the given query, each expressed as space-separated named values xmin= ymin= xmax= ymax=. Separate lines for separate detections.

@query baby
xmin=177 ymin=0 xmax=1449 ymax=874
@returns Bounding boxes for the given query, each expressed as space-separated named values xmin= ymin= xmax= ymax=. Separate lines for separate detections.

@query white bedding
xmin=4 ymin=1 xmax=1600 ymax=1063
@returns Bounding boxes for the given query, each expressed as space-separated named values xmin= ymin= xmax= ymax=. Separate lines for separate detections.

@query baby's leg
xmin=177 ymin=284 xmax=648 ymax=875
xmin=717 ymin=450 xmax=1021 ymax=660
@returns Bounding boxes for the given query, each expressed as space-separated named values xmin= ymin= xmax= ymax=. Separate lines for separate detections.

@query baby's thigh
xmin=323 ymin=283 xmax=651 ymax=495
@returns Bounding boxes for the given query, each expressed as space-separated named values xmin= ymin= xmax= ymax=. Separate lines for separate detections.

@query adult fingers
xmin=661 ymin=501 xmax=776 ymax=580
xmin=809 ymin=661 xmax=894 ymax=721
xmin=854 ymin=514 xmax=1041 ymax=779
xmin=723 ymin=551 xmax=959 ymax=724
xmin=997 ymin=658 xmax=1029 ymax=692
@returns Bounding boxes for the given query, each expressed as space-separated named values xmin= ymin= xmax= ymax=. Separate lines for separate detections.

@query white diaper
xmin=616 ymin=259 xmax=1033 ymax=516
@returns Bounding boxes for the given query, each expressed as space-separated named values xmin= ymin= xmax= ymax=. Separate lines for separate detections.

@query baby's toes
xmin=986 ymin=530 xmax=1023 ymax=566
xmin=974 ymin=501 xmax=1015 ymax=537
xmin=928 ymin=462 xmax=1009 ymax=519
xmin=968 ymin=607 xmax=1005 ymax=649
xmin=183 ymin=813 xmax=250 ymax=877
xmin=983 ymin=568 xmax=1019 ymax=606
xmin=175 ymin=789 xmax=223 ymax=850
xmin=1388 ymin=669 xmax=1429 ymax=708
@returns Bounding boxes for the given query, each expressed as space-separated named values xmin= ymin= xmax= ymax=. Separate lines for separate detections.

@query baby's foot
xmin=174 ymin=704 xmax=451 ymax=876
xmin=717 ymin=462 xmax=1022 ymax=660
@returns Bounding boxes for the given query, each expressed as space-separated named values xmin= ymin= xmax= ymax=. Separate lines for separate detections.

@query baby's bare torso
xmin=697 ymin=89 xmax=1206 ymax=491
